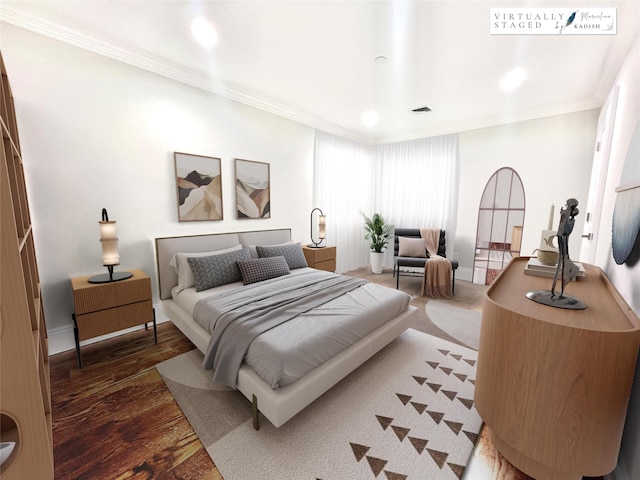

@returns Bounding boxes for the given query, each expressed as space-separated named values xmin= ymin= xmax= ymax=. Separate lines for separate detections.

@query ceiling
xmin=1 ymin=0 xmax=639 ymax=144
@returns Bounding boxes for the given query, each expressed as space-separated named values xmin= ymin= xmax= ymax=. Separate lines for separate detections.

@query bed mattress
xmin=172 ymin=268 xmax=411 ymax=388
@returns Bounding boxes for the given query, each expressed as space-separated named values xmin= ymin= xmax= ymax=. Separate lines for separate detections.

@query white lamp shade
xmin=99 ymin=221 xmax=120 ymax=266
xmin=318 ymin=215 xmax=326 ymax=239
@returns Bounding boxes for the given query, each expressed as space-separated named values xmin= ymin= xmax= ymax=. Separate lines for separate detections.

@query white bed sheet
xmin=172 ymin=268 xmax=411 ymax=388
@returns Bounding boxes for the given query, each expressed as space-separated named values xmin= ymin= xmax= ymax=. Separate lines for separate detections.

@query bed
xmin=155 ymin=229 xmax=417 ymax=429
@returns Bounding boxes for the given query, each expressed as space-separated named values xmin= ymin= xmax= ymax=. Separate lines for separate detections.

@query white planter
xmin=370 ymin=251 xmax=384 ymax=273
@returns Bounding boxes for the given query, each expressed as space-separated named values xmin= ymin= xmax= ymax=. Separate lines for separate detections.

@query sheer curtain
xmin=314 ymin=130 xmax=459 ymax=272
xmin=313 ymin=130 xmax=374 ymax=273
xmin=374 ymin=134 xmax=460 ymax=266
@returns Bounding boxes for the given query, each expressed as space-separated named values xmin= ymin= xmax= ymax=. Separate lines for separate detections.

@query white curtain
xmin=313 ymin=130 xmax=374 ymax=273
xmin=313 ymin=130 xmax=459 ymax=272
xmin=374 ymin=134 xmax=460 ymax=266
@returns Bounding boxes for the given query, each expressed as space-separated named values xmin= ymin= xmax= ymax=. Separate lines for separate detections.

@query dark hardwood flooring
xmin=50 ymin=269 xmax=607 ymax=479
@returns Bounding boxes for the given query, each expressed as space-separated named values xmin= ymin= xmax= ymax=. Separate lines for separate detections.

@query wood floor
xmin=50 ymin=274 xmax=607 ymax=480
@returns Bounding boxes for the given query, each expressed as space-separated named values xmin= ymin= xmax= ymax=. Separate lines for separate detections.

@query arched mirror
xmin=473 ymin=167 xmax=526 ymax=285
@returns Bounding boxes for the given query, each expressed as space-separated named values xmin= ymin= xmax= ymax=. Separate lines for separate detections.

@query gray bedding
xmin=194 ymin=270 xmax=411 ymax=389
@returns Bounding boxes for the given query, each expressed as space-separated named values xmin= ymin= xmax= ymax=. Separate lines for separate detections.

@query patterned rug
xmin=156 ymin=328 xmax=482 ymax=480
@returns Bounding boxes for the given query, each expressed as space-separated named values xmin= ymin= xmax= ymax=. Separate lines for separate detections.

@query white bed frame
xmin=155 ymin=229 xmax=417 ymax=429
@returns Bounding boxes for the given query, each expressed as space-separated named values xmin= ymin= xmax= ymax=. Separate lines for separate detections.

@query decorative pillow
xmin=256 ymin=242 xmax=308 ymax=269
xmin=246 ymin=240 xmax=294 ymax=259
xmin=237 ymin=256 xmax=291 ymax=285
xmin=398 ymin=237 xmax=427 ymax=258
xmin=187 ymin=247 xmax=252 ymax=292
xmin=170 ymin=244 xmax=243 ymax=292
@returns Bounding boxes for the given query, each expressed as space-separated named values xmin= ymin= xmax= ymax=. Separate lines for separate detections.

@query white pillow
xmin=169 ymin=244 xmax=242 ymax=292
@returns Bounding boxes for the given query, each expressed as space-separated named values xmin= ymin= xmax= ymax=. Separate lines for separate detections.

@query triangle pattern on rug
xmin=413 ymin=375 xmax=426 ymax=385
xmin=411 ymin=401 xmax=428 ymax=414
xmin=366 ymin=455 xmax=388 ymax=476
xmin=163 ymin=329 xmax=483 ymax=480
xmin=428 ymin=449 xmax=449 ymax=468
xmin=408 ymin=436 xmax=428 ymax=454
xmin=376 ymin=415 xmax=393 ymax=430
xmin=442 ymin=389 xmax=457 ymax=400
xmin=350 ymin=442 xmax=370 ymax=462
xmin=448 ymin=463 xmax=466 ymax=479
xmin=384 ymin=471 xmax=408 ymax=480
xmin=445 ymin=420 xmax=463 ymax=435
xmin=391 ymin=425 xmax=410 ymax=442
xmin=427 ymin=382 xmax=441 ymax=393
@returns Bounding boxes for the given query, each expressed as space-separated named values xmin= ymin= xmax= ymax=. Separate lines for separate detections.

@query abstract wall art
xmin=235 ymin=158 xmax=270 ymax=219
xmin=174 ymin=152 xmax=223 ymax=222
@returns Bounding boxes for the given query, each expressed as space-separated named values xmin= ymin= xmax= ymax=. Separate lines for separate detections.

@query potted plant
xmin=363 ymin=213 xmax=393 ymax=273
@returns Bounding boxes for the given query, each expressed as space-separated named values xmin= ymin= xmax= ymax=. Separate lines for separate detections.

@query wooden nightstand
xmin=302 ymin=245 xmax=337 ymax=272
xmin=70 ymin=269 xmax=156 ymax=367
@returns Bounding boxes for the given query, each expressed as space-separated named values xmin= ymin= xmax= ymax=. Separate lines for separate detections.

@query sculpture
xmin=526 ymin=198 xmax=586 ymax=309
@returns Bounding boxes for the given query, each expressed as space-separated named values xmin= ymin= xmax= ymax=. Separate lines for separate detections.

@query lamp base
xmin=88 ymin=271 xmax=133 ymax=284
xmin=307 ymin=244 xmax=326 ymax=249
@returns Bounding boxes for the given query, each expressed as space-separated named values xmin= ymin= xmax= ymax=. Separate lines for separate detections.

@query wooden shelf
xmin=0 ymin=50 xmax=54 ymax=479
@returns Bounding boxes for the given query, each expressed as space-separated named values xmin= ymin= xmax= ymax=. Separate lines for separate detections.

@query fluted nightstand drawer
xmin=70 ymin=269 xmax=156 ymax=367
xmin=302 ymin=245 xmax=337 ymax=272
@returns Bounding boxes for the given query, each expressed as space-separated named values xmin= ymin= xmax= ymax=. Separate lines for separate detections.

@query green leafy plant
xmin=363 ymin=213 xmax=393 ymax=253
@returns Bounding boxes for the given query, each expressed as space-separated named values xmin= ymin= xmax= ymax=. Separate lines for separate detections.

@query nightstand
xmin=302 ymin=245 xmax=337 ymax=272
xmin=70 ymin=268 xmax=156 ymax=367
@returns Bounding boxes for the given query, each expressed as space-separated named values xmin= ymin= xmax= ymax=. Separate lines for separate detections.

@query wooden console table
xmin=475 ymin=257 xmax=640 ymax=480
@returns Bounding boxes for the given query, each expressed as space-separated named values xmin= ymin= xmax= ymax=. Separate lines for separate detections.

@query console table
xmin=475 ymin=256 xmax=640 ymax=480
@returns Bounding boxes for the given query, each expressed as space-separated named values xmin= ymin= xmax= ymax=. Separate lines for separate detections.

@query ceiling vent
xmin=412 ymin=106 xmax=432 ymax=113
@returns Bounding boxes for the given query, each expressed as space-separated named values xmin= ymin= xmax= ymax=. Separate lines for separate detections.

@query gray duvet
xmin=194 ymin=270 xmax=411 ymax=389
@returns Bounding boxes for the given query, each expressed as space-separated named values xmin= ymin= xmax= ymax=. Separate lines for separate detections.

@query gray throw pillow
xmin=187 ymin=246 xmax=252 ymax=291
xmin=398 ymin=237 xmax=427 ymax=258
xmin=256 ymin=242 xmax=308 ymax=269
xmin=237 ymin=256 xmax=291 ymax=285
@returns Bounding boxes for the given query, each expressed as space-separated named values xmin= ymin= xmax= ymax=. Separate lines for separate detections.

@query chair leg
xmin=396 ymin=268 xmax=400 ymax=289
xmin=452 ymin=269 xmax=456 ymax=295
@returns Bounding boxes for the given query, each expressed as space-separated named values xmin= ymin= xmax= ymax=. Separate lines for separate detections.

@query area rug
xmin=425 ymin=301 xmax=482 ymax=351
xmin=156 ymin=329 xmax=482 ymax=480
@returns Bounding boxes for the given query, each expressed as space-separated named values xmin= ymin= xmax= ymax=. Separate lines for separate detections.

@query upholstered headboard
xmin=155 ymin=228 xmax=292 ymax=300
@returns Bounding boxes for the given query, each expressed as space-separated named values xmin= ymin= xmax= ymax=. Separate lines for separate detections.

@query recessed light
xmin=375 ymin=56 xmax=387 ymax=64
xmin=500 ymin=67 xmax=527 ymax=92
xmin=191 ymin=17 xmax=218 ymax=49
xmin=362 ymin=110 xmax=379 ymax=127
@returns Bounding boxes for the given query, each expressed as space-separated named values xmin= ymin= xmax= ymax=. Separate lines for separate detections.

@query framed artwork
xmin=235 ymin=158 xmax=270 ymax=219
xmin=174 ymin=152 xmax=223 ymax=222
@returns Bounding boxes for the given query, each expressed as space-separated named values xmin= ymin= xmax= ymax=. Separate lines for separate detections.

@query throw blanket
xmin=196 ymin=270 xmax=367 ymax=388
xmin=420 ymin=228 xmax=453 ymax=298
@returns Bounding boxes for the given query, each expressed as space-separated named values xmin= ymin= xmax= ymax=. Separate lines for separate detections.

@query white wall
xmin=1 ymin=25 xmax=315 ymax=341
xmin=597 ymin=33 xmax=640 ymax=480
xmin=456 ymin=110 xmax=599 ymax=281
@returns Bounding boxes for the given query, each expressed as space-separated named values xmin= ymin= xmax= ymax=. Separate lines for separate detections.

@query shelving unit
xmin=0 ymin=51 xmax=54 ymax=479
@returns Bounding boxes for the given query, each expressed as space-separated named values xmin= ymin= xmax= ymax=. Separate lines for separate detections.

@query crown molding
xmin=0 ymin=6 xmax=365 ymax=143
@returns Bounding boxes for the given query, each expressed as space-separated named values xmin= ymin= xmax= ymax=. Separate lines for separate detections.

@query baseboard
xmin=48 ymin=304 xmax=169 ymax=356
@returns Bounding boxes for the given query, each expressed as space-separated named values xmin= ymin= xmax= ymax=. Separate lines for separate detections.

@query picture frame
xmin=174 ymin=152 xmax=223 ymax=222
xmin=235 ymin=158 xmax=271 ymax=219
